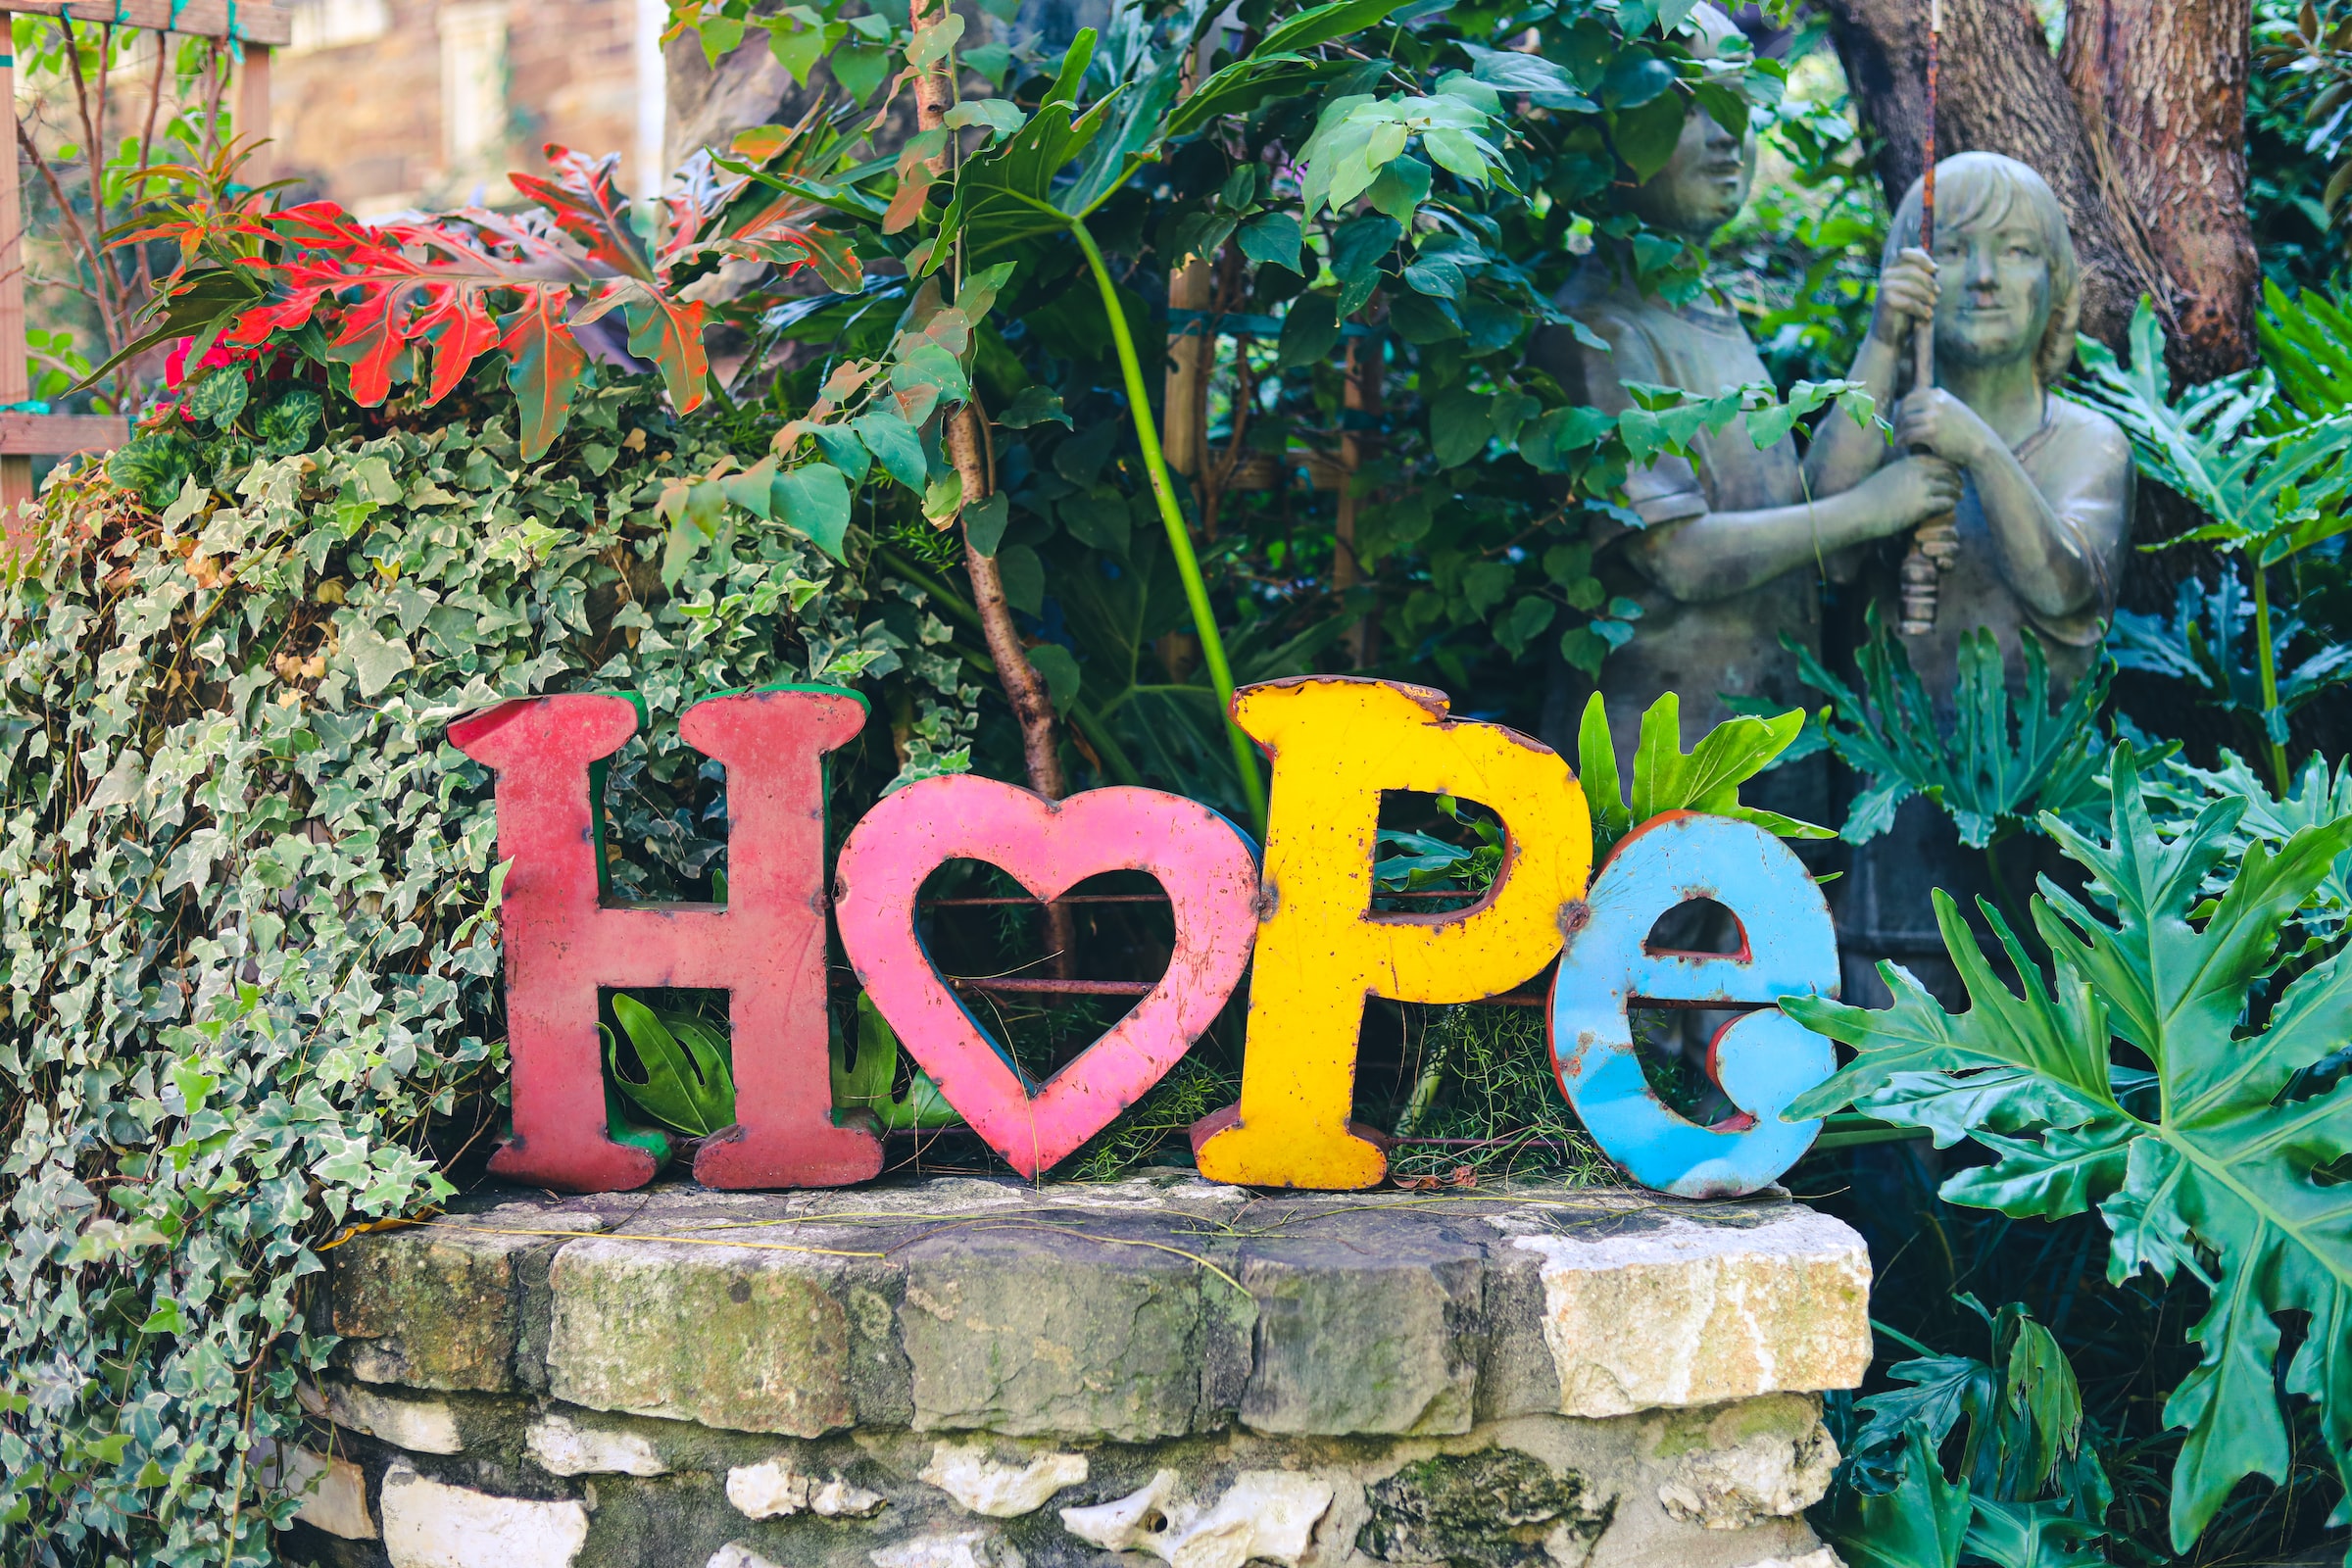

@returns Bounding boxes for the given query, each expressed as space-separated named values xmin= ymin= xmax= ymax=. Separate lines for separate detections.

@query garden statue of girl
xmin=1809 ymin=150 xmax=2136 ymax=703
xmin=1528 ymin=12 xmax=1963 ymax=821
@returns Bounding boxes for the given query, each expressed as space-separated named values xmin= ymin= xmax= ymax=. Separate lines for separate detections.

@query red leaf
xmin=620 ymin=287 xmax=711 ymax=414
xmin=512 ymin=146 xmax=653 ymax=279
xmin=498 ymin=285 xmax=590 ymax=461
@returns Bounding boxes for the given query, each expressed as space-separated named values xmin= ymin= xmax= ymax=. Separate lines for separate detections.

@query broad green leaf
xmin=772 ymin=464 xmax=854 ymax=560
xmin=1276 ymin=294 xmax=1342 ymax=370
xmin=1237 ymin=211 xmax=1304 ymax=273
xmin=1820 ymin=1422 xmax=1970 ymax=1568
xmin=1964 ymin=1501 xmax=2109 ymax=1568
xmin=851 ymin=411 xmax=926 ymax=488
xmin=811 ymin=424 xmax=871 ymax=483
xmin=605 ymin=996 xmax=735 ymax=1138
xmin=1578 ymin=691 xmax=1825 ymax=864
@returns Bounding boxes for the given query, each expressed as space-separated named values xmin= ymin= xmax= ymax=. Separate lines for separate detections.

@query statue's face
xmin=1624 ymin=109 xmax=1757 ymax=240
xmin=1932 ymin=208 xmax=2053 ymax=371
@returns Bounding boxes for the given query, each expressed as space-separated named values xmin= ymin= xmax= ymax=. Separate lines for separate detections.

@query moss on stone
xmin=1355 ymin=1446 xmax=1605 ymax=1568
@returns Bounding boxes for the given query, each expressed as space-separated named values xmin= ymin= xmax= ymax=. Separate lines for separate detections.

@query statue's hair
xmin=1883 ymin=151 xmax=2082 ymax=388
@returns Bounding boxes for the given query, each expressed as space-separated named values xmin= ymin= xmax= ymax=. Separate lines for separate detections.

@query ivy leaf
xmin=342 ymin=619 xmax=416 ymax=700
xmin=772 ymin=463 xmax=854 ymax=560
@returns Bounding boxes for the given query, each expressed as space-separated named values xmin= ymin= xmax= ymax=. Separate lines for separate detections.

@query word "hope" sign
xmin=451 ymin=676 xmax=1837 ymax=1198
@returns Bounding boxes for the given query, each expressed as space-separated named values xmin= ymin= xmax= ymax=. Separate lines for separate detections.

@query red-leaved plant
xmin=110 ymin=107 xmax=871 ymax=459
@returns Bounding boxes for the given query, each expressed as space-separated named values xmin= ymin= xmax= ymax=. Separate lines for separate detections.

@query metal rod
xmin=1898 ymin=0 xmax=1947 ymax=636
xmin=919 ymin=888 xmax=1486 ymax=907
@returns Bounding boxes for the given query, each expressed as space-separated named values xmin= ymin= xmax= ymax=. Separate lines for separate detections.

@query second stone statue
xmin=1527 ymin=3 xmax=1961 ymax=827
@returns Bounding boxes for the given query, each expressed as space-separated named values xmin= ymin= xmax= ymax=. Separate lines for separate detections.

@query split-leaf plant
xmin=2074 ymin=292 xmax=2352 ymax=793
xmin=1784 ymin=749 xmax=2352 ymax=1561
xmin=1821 ymin=1298 xmax=2114 ymax=1568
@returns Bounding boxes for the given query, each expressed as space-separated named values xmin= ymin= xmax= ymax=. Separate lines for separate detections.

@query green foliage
xmin=1575 ymin=689 xmax=1833 ymax=864
xmin=1820 ymin=1422 xmax=1974 ymax=1568
xmin=0 ymin=387 xmax=971 ymax=1561
xmin=606 ymin=995 xmax=737 ymax=1137
xmin=1785 ymin=749 xmax=2352 ymax=1558
xmin=2139 ymin=746 xmax=2352 ymax=942
xmin=2075 ymin=290 xmax=2351 ymax=790
xmin=1823 ymin=1301 xmax=2115 ymax=1567
xmin=1841 ymin=1298 xmax=2111 ymax=1517
xmin=2076 ymin=297 xmax=2352 ymax=574
xmin=830 ymin=992 xmax=961 ymax=1131
xmin=1791 ymin=612 xmax=2110 ymax=851
xmin=2110 ymin=566 xmax=2352 ymax=747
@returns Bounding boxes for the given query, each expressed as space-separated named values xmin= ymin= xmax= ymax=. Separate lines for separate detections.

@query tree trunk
xmin=1820 ymin=0 xmax=2252 ymax=373
xmin=2062 ymin=0 xmax=2259 ymax=381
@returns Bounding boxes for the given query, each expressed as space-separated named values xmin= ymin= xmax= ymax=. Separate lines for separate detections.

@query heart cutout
xmin=834 ymin=777 xmax=1259 ymax=1177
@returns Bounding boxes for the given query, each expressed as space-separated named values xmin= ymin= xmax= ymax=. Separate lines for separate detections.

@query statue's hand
xmin=1895 ymin=388 xmax=2000 ymax=467
xmin=1854 ymin=456 xmax=1963 ymax=531
xmin=1868 ymin=246 xmax=1937 ymax=349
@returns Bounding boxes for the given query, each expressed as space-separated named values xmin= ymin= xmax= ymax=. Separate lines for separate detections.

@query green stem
xmin=2249 ymin=561 xmax=2289 ymax=796
xmin=1068 ymin=216 xmax=1267 ymax=832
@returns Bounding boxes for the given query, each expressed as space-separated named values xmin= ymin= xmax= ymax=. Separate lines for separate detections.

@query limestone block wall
xmin=288 ymin=1177 xmax=1873 ymax=1568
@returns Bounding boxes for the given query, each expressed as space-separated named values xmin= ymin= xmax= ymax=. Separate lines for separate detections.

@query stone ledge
xmin=326 ymin=1176 xmax=1871 ymax=1442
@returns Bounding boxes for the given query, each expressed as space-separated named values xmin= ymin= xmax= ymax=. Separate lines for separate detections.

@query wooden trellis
xmin=1 ymin=0 xmax=288 ymax=529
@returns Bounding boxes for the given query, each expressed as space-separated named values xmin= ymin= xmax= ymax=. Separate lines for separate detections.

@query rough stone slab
xmin=1512 ymin=1207 xmax=1872 ymax=1417
xmin=326 ymin=1381 xmax=465 ymax=1454
xmin=1237 ymin=1214 xmax=1483 ymax=1436
xmin=524 ymin=1411 xmax=667 ymax=1476
xmin=900 ymin=1220 xmax=1208 ymax=1442
xmin=380 ymin=1466 xmax=590 ymax=1568
xmin=329 ymin=1226 xmax=529 ymax=1392
xmin=548 ymin=1235 xmax=856 ymax=1437
xmin=274 ymin=1445 xmax=375 ymax=1541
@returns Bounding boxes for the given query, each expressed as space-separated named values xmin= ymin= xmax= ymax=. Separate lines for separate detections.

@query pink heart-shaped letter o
xmin=834 ymin=777 xmax=1259 ymax=1177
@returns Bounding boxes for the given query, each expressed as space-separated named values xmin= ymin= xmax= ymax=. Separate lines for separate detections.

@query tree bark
xmin=1819 ymin=0 xmax=2252 ymax=373
xmin=908 ymin=0 xmax=1066 ymax=805
xmin=2062 ymin=0 xmax=2259 ymax=381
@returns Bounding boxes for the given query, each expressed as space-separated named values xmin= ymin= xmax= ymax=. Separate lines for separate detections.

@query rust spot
xmin=1558 ymin=900 xmax=1592 ymax=941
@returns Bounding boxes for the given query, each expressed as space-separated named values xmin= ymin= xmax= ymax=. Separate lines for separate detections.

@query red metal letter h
xmin=451 ymin=688 xmax=880 ymax=1193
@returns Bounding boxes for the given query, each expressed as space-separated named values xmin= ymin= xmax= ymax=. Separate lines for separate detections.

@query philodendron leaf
xmin=1962 ymin=1500 xmax=2109 ymax=1568
xmin=1784 ymin=746 xmax=2352 ymax=1555
xmin=1576 ymin=690 xmax=1831 ymax=864
xmin=605 ymin=995 xmax=735 ymax=1138
xmin=1820 ymin=1421 xmax=1970 ymax=1568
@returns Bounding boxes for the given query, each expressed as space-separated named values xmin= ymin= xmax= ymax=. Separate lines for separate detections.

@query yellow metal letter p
xmin=1194 ymin=677 xmax=1592 ymax=1189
